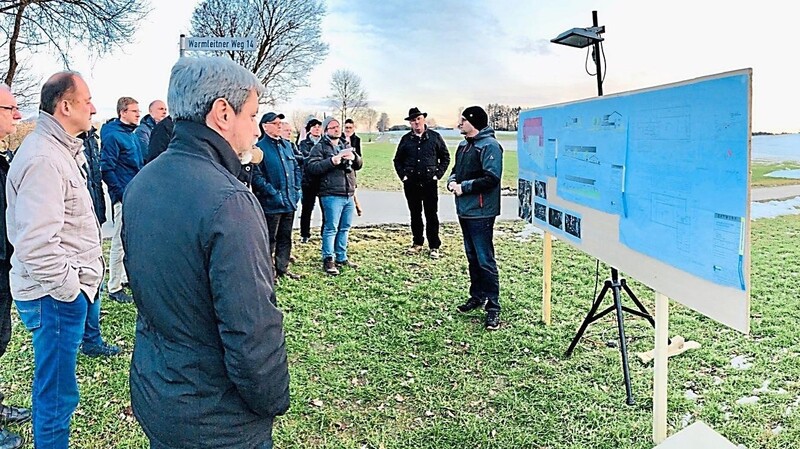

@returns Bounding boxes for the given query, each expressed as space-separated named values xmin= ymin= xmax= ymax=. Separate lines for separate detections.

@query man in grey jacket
xmin=6 ymin=72 xmax=103 ymax=448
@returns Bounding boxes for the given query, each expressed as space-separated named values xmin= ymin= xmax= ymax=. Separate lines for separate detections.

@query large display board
xmin=518 ymin=69 xmax=751 ymax=333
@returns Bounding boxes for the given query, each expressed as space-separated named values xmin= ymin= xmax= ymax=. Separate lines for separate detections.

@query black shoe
xmin=0 ymin=428 xmax=22 ymax=449
xmin=81 ymin=341 xmax=121 ymax=358
xmin=0 ymin=404 xmax=31 ymax=425
xmin=108 ymin=289 xmax=133 ymax=303
xmin=457 ymin=297 xmax=486 ymax=313
xmin=485 ymin=310 xmax=501 ymax=330
xmin=278 ymin=271 xmax=302 ymax=280
xmin=323 ymin=258 xmax=339 ymax=276
xmin=300 ymin=236 xmax=310 ymax=244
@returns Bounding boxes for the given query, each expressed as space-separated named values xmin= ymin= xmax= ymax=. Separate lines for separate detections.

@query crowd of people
xmin=0 ymin=56 xmax=505 ymax=449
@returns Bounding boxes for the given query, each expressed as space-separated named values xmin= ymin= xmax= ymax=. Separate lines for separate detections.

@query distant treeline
xmin=487 ymin=104 xmax=524 ymax=131
xmin=753 ymin=131 xmax=797 ymax=136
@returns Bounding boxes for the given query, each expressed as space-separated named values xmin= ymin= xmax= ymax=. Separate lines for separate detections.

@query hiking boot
xmin=408 ymin=244 xmax=424 ymax=254
xmin=429 ymin=248 xmax=441 ymax=259
xmin=108 ymin=289 xmax=133 ymax=304
xmin=81 ymin=341 xmax=121 ymax=358
xmin=457 ymin=297 xmax=486 ymax=314
xmin=0 ymin=405 xmax=30 ymax=425
xmin=323 ymin=258 xmax=339 ymax=276
xmin=335 ymin=259 xmax=359 ymax=269
xmin=485 ymin=310 xmax=501 ymax=331
xmin=0 ymin=428 xmax=22 ymax=449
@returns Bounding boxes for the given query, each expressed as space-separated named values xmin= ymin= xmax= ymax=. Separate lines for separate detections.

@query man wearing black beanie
xmin=448 ymin=105 xmax=504 ymax=330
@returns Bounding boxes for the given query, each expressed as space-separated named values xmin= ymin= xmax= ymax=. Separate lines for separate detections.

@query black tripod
xmin=565 ymin=267 xmax=655 ymax=405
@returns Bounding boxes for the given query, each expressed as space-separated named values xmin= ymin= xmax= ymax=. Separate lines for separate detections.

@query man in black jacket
xmin=144 ymin=115 xmax=173 ymax=164
xmin=122 ymin=56 xmax=290 ymax=449
xmin=393 ymin=107 xmax=450 ymax=259
xmin=307 ymin=116 xmax=362 ymax=275
xmin=342 ymin=118 xmax=361 ymax=156
xmin=77 ymin=128 xmax=120 ymax=357
xmin=297 ymin=117 xmax=323 ymax=243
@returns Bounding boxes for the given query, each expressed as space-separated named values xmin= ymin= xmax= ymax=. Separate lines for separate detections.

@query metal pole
xmin=592 ymin=11 xmax=603 ymax=96
xmin=179 ymin=34 xmax=187 ymax=58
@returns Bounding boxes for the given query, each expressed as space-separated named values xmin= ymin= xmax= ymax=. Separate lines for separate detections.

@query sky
xmin=24 ymin=0 xmax=800 ymax=133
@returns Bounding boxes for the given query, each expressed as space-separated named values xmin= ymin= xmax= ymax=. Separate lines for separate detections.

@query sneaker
xmin=408 ymin=244 xmax=424 ymax=254
xmin=0 ymin=428 xmax=22 ymax=449
xmin=0 ymin=404 xmax=31 ymax=425
xmin=485 ymin=310 xmax=501 ymax=330
xmin=300 ymin=236 xmax=310 ymax=244
xmin=323 ymin=258 xmax=339 ymax=276
xmin=429 ymin=248 xmax=441 ymax=259
xmin=335 ymin=260 xmax=359 ymax=269
xmin=81 ymin=342 xmax=121 ymax=358
xmin=457 ymin=297 xmax=486 ymax=314
xmin=108 ymin=289 xmax=133 ymax=303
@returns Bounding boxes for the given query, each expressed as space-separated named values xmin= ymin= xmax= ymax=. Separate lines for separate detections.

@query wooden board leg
xmin=542 ymin=232 xmax=552 ymax=325
xmin=653 ymin=292 xmax=669 ymax=443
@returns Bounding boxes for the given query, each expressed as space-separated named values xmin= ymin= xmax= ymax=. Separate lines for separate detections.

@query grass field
xmin=2 ymin=217 xmax=799 ymax=448
xmin=355 ymin=141 xmax=799 ymax=193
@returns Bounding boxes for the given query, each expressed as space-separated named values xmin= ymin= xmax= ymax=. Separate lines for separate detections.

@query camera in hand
xmin=341 ymin=159 xmax=353 ymax=172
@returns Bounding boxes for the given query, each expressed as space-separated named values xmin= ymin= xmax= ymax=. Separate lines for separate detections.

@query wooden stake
xmin=653 ymin=292 xmax=669 ymax=443
xmin=542 ymin=232 xmax=552 ymax=325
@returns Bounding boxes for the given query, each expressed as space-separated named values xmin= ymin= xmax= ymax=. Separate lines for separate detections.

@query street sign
xmin=185 ymin=36 xmax=257 ymax=52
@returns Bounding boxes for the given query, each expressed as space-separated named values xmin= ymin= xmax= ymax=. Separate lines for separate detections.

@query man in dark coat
xmin=252 ymin=112 xmax=302 ymax=280
xmin=122 ymin=56 xmax=289 ymax=449
xmin=306 ymin=116 xmax=363 ymax=275
xmin=133 ymin=99 xmax=167 ymax=155
xmin=77 ymin=127 xmax=120 ymax=357
xmin=297 ymin=117 xmax=323 ymax=243
xmin=393 ymin=107 xmax=450 ymax=259
xmin=448 ymin=106 xmax=504 ymax=331
xmin=144 ymin=115 xmax=173 ymax=164
xmin=0 ymin=83 xmax=28 ymax=449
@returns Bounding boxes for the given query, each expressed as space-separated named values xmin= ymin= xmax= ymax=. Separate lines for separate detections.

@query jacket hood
xmin=140 ymin=114 xmax=157 ymax=128
xmin=102 ymin=118 xmax=137 ymax=136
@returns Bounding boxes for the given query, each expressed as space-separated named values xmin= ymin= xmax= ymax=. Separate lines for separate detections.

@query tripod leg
xmin=621 ymin=280 xmax=655 ymax=328
xmin=565 ymin=282 xmax=611 ymax=357
xmin=612 ymin=283 xmax=636 ymax=405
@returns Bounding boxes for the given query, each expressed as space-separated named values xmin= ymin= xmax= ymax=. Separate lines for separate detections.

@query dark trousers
xmin=403 ymin=180 xmax=441 ymax=249
xmin=265 ymin=211 xmax=295 ymax=274
xmin=459 ymin=216 xmax=500 ymax=312
xmin=0 ymin=261 xmax=11 ymax=358
xmin=300 ymin=184 xmax=322 ymax=239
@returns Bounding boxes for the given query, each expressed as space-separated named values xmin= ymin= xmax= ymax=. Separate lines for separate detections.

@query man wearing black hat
xmin=393 ymin=107 xmax=450 ymax=259
xmin=252 ymin=112 xmax=303 ymax=280
xmin=298 ymin=117 xmax=324 ymax=243
xmin=448 ymin=105 xmax=504 ymax=330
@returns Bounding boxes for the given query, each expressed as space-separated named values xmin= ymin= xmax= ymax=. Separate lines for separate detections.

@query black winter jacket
xmin=144 ymin=115 xmax=174 ymax=165
xmin=394 ymin=127 xmax=450 ymax=182
xmin=0 ymin=151 xmax=12 ymax=262
xmin=79 ymin=127 xmax=106 ymax=225
xmin=448 ymin=127 xmax=503 ymax=218
xmin=122 ymin=120 xmax=290 ymax=449
xmin=306 ymin=135 xmax=362 ymax=197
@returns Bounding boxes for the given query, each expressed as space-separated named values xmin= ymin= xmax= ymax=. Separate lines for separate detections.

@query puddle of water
xmin=765 ymin=169 xmax=800 ymax=179
xmin=751 ymin=196 xmax=800 ymax=219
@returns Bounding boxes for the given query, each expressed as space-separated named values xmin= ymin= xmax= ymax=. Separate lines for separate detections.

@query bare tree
xmin=0 ymin=51 xmax=39 ymax=108
xmin=377 ymin=112 xmax=390 ymax=133
xmin=361 ymin=107 xmax=377 ymax=138
xmin=327 ymin=69 xmax=368 ymax=123
xmin=191 ymin=0 xmax=328 ymax=105
xmin=0 ymin=0 xmax=149 ymax=88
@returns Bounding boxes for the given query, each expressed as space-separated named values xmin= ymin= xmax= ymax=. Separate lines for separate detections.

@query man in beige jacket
xmin=5 ymin=71 xmax=102 ymax=449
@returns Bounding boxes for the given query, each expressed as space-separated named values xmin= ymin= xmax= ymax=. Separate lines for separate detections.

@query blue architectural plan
xmin=518 ymin=72 xmax=750 ymax=290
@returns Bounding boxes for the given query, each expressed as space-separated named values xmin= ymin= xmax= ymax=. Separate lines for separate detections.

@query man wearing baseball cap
xmin=447 ymin=105 xmax=504 ymax=330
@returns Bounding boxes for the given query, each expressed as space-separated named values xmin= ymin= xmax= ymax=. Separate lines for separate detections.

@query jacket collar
xmin=36 ymin=112 xmax=84 ymax=158
xmin=171 ymin=120 xmax=242 ymax=179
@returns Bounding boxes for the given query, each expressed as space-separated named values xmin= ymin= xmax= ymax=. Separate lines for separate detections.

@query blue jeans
xmin=320 ymin=195 xmax=355 ymax=262
xmin=15 ymin=293 xmax=88 ymax=449
xmin=82 ymin=292 xmax=103 ymax=347
xmin=459 ymin=217 xmax=500 ymax=311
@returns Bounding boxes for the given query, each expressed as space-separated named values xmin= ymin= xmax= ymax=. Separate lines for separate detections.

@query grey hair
xmin=167 ymin=56 xmax=264 ymax=123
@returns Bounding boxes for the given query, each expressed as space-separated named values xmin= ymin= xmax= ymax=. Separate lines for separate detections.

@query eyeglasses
xmin=0 ymin=105 xmax=19 ymax=113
